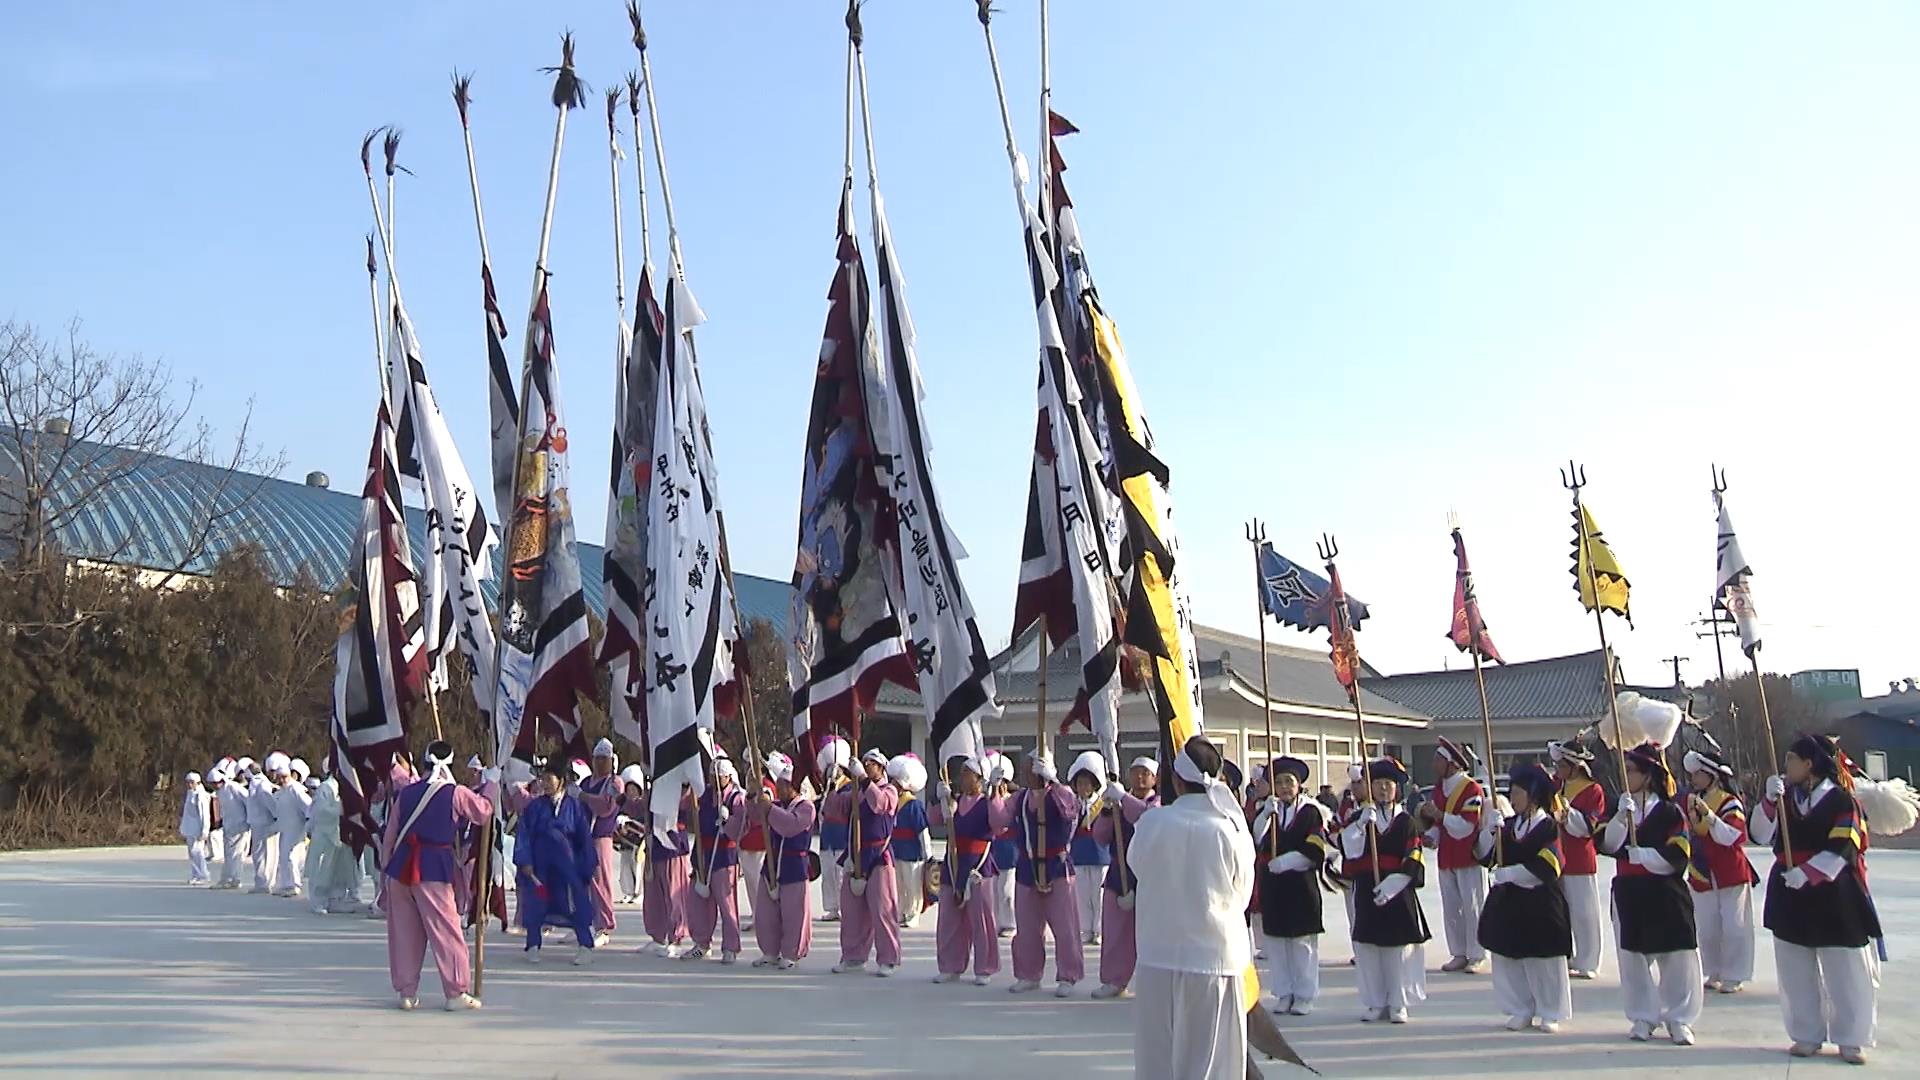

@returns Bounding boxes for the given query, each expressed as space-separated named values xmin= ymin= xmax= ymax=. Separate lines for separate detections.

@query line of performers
xmin=355 ymin=725 xmax=1894 ymax=1066
xmin=1240 ymin=731 xmax=1890 ymax=1065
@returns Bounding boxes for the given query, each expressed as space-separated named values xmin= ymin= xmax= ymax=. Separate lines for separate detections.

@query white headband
xmin=1173 ymin=748 xmax=1245 ymax=827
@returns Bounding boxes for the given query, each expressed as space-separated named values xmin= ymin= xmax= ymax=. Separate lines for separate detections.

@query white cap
xmin=592 ymin=737 xmax=616 ymax=759
xmin=1129 ymin=756 xmax=1159 ymax=776
xmin=765 ymin=751 xmax=796 ymax=784
xmin=235 ymin=756 xmax=257 ymax=772
xmin=817 ymin=736 xmax=853 ymax=775
xmin=715 ymin=756 xmax=739 ymax=781
xmin=288 ymin=758 xmax=310 ymax=782
xmin=619 ymin=764 xmax=647 ymax=789
xmin=886 ymin=754 xmax=928 ymax=792
xmin=860 ymin=747 xmax=889 ymax=766
xmin=185 ymin=771 xmax=202 ymax=784
xmin=1068 ymin=750 xmax=1107 ymax=787
xmin=986 ymin=752 xmax=1015 ymax=785
xmin=264 ymin=751 xmax=291 ymax=775
xmin=466 ymin=755 xmax=483 ymax=771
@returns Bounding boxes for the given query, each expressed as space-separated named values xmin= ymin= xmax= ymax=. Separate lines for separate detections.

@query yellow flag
xmin=1571 ymin=503 xmax=1631 ymax=622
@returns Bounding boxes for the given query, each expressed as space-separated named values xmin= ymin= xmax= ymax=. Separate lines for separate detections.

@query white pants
xmin=220 ymin=829 xmax=249 ymax=885
xmin=1263 ymin=934 xmax=1319 ymax=1005
xmin=1693 ymin=883 xmax=1754 ymax=985
xmin=1133 ymin=966 xmax=1245 ymax=1080
xmin=251 ymin=831 xmax=279 ymax=891
xmin=1776 ymin=942 xmax=1875 ymax=1049
xmin=819 ymin=848 xmax=844 ymax=917
xmin=895 ymin=859 xmax=926 ymax=926
xmin=1439 ymin=866 xmax=1488 ymax=961
xmin=185 ymin=840 xmax=209 ymax=883
xmin=1565 ymin=873 xmax=1605 ymax=974
xmin=277 ymin=835 xmax=307 ymax=894
xmin=1616 ymin=934 xmax=1702 ymax=1027
xmin=1075 ymin=865 xmax=1104 ymax=939
xmin=994 ymin=867 xmax=1017 ymax=930
xmin=1354 ymin=943 xmax=1427 ymax=1012
xmin=737 ymin=851 xmax=762 ymax=921
xmin=1492 ymin=954 xmax=1572 ymax=1024
xmin=619 ymin=847 xmax=642 ymax=902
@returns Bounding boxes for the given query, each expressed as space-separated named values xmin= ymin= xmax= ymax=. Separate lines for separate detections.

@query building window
xmin=1327 ymin=738 xmax=1352 ymax=755
xmin=1289 ymin=736 xmax=1318 ymax=755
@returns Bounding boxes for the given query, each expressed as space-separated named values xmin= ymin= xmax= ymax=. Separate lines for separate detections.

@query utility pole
xmin=1695 ymin=608 xmax=1746 ymax=783
xmin=1664 ymin=655 xmax=1689 ymax=689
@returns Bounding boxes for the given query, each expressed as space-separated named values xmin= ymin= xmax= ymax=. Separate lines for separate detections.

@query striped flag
xmin=328 ymin=398 xmax=427 ymax=855
xmin=599 ymin=265 xmax=666 ymax=756
xmin=644 ymin=276 xmax=740 ymax=835
xmin=786 ymin=188 xmax=916 ymax=773
xmin=1712 ymin=491 xmax=1761 ymax=657
xmin=491 ymin=277 xmax=595 ymax=767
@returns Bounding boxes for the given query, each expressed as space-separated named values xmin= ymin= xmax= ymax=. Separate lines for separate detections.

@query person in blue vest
xmin=514 ymin=757 xmax=599 ymax=966
xmin=991 ymin=750 xmax=1084 ymax=997
xmin=887 ymin=753 xmax=931 ymax=929
xmin=382 ymin=741 xmax=498 ymax=1011
xmin=686 ymin=752 xmax=749 ymax=963
xmin=815 ymin=736 xmax=854 ymax=922
xmin=1067 ymin=751 xmax=1112 ymax=947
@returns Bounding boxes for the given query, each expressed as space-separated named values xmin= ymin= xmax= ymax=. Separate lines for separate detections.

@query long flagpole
xmin=630 ymin=3 xmax=687 ymax=283
xmin=363 ymin=236 xmax=385 ymax=396
xmin=1564 ymin=462 xmax=1634 ymax=844
xmin=1715 ymin=470 xmax=1790 ymax=865
xmin=1246 ymin=521 xmax=1279 ymax=860
xmin=1453 ymin=518 xmax=1502 ymax=863
xmin=1319 ymin=535 xmax=1380 ymax=882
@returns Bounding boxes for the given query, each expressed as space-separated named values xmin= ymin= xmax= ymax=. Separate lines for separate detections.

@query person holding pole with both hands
xmin=1090 ymin=756 xmax=1160 ymax=1001
xmin=1250 ymin=756 xmax=1329 ymax=1016
xmin=1343 ymin=757 xmax=1429 ymax=1023
xmin=930 ymin=755 xmax=1003 ymax=985
xmin=829 ymin=748 xmax=903 ymax=976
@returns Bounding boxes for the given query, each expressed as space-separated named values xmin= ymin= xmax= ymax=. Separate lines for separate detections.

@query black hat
xmin=1269 ymin=756 xmax=1310 ymax=784
xmin=1366 ymin=757 xmax=1410 ymax=787
xmin=1508 ymin=763 xmax=1556 ymax=807
xmin=1623 ymin=742 xmax=1674 ymax=798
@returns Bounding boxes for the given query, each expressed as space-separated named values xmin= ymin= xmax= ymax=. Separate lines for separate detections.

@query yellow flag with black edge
xmin=1571 ymin=503 xmax=1631 ymax=623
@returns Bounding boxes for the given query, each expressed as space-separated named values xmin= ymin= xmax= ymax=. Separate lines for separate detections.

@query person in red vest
xmin=1597 ymin=742 xmax=1700 ymax=1046
xmin=1548 ymin=738 xmax=1608 ymax=979
xmin=1683 ymin=740 xmax=1758 ymax=994
xmin=1422 ymin=736 xmax=1488 ymax=974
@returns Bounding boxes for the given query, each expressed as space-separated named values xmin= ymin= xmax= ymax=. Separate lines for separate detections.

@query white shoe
xmin=1840 ymin=1046 xmax=1866 ymax=1065
xmin=1388 ymin=1008 xmax=1409 ymax=1024
xmin=1505 ymin=1015 xmax=1530 ymax=1032
xmin=721 ymin=951 xmax=738 ymax=966
xmin=1463 ymin=957 xmax=1488 ymax=974
xmin=875 ymin=965 xmax=897 ymax=978
xmin=1629 ymin=1021 xmax=1653 ymax=1042
xmin=933 ymin=972 xmax=961 ymax=984
xmin=1010 ymin=979 xmax=1041 ymax=994
xmin=1271 ymin=995 xmax=1293 ymax=1015
xmin=1703 ymin=977 xmax=1723 ymax=992
xmin=1093 ymin=984 xmax=1127 ymax=1000
xmin=1088 ymin=932 xmax=1102 ymax=946
xmin=445 ymin=994 xmax=481 ymax=1011
xmin=1360 ymin=1007 xmax=1388 ymax=1023
xmin=753 ymin=956 xmax=777 ymax=968
xmin=397 ymin=996 xmax=418 ymax=1011
xmin=998 ymin=927 xmax=1015 ymax=938
xmin=972 ymin=974 xmax=992 ymax=987
xmin=774 ymin=958 xmax=796 ymax=971
xmin=1668 ymin=1023 xmax=1694 ymax=1047
xmin=1054 ymin=981 xmax=1076 ymax=998
xmin=831 ymin=961 xmax=867 ymax=975
xmin=524 ymin=949 xmax=541 ymax=964
xmin=1717 ymin=980 xmax=1746 ymax=994
xmin=573 ymin=949 xmax=594 ymax=967
xmin=1570 ymin=969 xmax=1598 ymax=980
xmin=1288 ymin=1001 xmax=1313 ymax=1017
xmin=1538 ymin=1021 xmax=1560 ymax=1035
xmin=1788 ymin=1042 xmax=1820 ymax=1058
xmin=593 ymin=932 xmax=612 ymax=949
xmin=682 ymin=946 xmax=708 ymax=961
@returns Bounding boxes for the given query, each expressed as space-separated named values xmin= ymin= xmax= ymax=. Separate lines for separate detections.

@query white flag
xmin=1713 ymin=491 xmax=1761 ymax=657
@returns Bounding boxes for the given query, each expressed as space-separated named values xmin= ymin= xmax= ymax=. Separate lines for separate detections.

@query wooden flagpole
xmin=1452 ymin=517 xmax=1503 ymax=863
xmin=1715 ymin=467 xmax=1790 ymax=865
xmin=1320 ymin=535 xmax=1380 ymax=883
xmin=1246 ymin=520 xmax=1280 ymax=860
xmin=1564 ymin=462 xmax=1634 ymax=844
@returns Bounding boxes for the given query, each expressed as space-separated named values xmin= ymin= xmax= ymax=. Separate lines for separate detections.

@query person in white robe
xmin=305 ymin=772 xmax=362 ymax=913
xmin=180 ymin=772 xmax=213 ymax=885
xmin=248 ymin=754 xmax=286 ymax=893
xmin=215 ymin=759 xmax=253 ymax=889
xmin=274 ymin=758 xmax=313 ymax=897
xmin=1129 ymin=737 xmax=1254 ymax=1080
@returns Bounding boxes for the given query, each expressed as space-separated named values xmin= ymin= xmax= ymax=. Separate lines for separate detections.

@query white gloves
xmin=1104 ymin=781 xmax=1127 ymax=804
xmin=1765 ymin=775 xmax=1787 ymax=803
xmin=1117 ymin=891 xmax=1137 ymax=912
xmin=1491 ymin=864 xmax=1524 ymax=887
xmin=935 ymin=782 xmax=952 ymax=803
xmin=1268 ymin=851 xmax=1311 ymax=874
xmin=692 ymin=879 xmax=711 ymax=899
xmin=1611 ymin=795 xmax=1637 ymax=826
xmin=717 ymin=806 xmax=731 ymax=826
xmin=482 ymin=767 xmax=502 ymax=784
xmin=1262 ymin=797 xmax=1282 ymax=818
xmin=1481 ymin=808 xmax=1505 ymax=835
xmin=966 ymin=870 xmax=984 ymax=892
xmin=1358 ymin=806 xmax=1382 ymax=829
xmin=1782 ymin=866 xmax=1810 ymax=890
xmin=1372 ymin=873 xmax=1411 ymax=906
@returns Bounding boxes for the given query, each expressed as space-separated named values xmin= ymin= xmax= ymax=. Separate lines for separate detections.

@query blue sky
xmin=4 ymin=1 xmax=1916 ymax=697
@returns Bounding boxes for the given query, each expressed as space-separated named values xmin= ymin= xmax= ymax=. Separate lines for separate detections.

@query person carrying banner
xmin=686 ymin=752 xmax=749 ymax=963
xmin=1598 ymin=743 xmax=1700 ymax=1046
xmin=1091 ymin=756 xmax=1160 ymax=1001
xmin=644 ymin=784 xmax=694 ymax=958
xmin=578 ymin=738 xmax=625 ymax=946
xmin=1422 ymin=736 xmax=1488 ymax=974
xmin=829 ymin=748 xmax=902 ymax=976
xmin=1343 ymin=757 xmax=1429 ymax=1023
xmin=992 ymin=750 xmax=1084 ymax=997
xmin=1479 ymin=763 xmax=1573 ymax=1033
xmin=749 ymin=752 xmax=817 ymax=970
xmin=1684 ymin=740 xmax=1759 ymax=995
xmin=816 ymin=736 xmax=854 ymax=922
xmin=383 ymin=741 xmax=498 ymax=1010
xmin=1250 ymin=756 xmax=1329 ymax=1016
xmin=931 ymin=755 xmax=1002 ymax=985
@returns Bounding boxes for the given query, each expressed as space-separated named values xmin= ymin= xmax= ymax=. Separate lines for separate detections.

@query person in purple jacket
xmin=577 ymin=739 xmax=624 ymax=947
xmin=992 ymin=750 xmax=1085 ymax=997
xmin=749 ymin=752 xmax=816 ymax=970
xmin=382 ymin=741 xmax=498 ymax=1011
xmin=686 ymin=752 xmax=750 ymax=963
xmin=829 ymin=748 xmax=902 ymax=976
xmin=514 ymin=758 xmax=599 ymax=966
xmin=930 ymin=755 xmax=1002 ymax=985
xmin=1091 ymin=756 xmax=1160 ymax=1000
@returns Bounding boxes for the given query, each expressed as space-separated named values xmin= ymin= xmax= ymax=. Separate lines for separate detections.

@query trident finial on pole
xmin=1560 ymin=459 xmax=1587 ymax=494
xmin=1244 ymin=518 xmax=1267 ymax=547
xmin=1711 ymin=463 xmax=1729 ymax=496
xmin=1316 ymin=533 xmax=1339 ymax=564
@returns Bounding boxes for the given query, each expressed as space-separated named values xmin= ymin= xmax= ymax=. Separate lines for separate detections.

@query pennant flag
xmin=786 ymin=190 xmax=916 ymax=770
xmin=491 ymin=278 xmax=596 ymax=767
xmin=1571 ymin=502 xmax=1632 ymax=624
xmin=866 ymin=194 xmax=998 ymax=767
xmin=599 ymin=266 xmax=666 ymax=756
xmin=1323 ymin=561 xmax=1366 ymax=692
xmin=1007 ymin=162 xmax=1122 ymax=762
xmin=1712 ymin=491 xmax=1761 ymax=657
xmin=643 ymin=276 xmax=741 ymax=835
xmin=479 ymin=263 xmax=519 ymax=533
xmin=387 ymin=296 xmax=499 ymax=706
xmin=1257 ymin=542 xmax=1372 ymax=635
xmin=1045 ymin=119 xmax=1201 ymax=749
xmin=328 ymin=399 xmax=428 ymax=855
xmin=1446 ymin=527 xmax=1502 ymax=663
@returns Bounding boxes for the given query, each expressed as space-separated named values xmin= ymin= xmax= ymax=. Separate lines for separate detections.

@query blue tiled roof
xmin=4 ymin=433 xmax=792 ymax=631
xmin=1362 ymin=650 xmax=1684 ymax=723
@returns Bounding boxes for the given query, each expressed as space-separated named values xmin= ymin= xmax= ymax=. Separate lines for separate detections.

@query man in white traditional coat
xmin=215 ymin=759 xmax=253 ymax=889
xmin=247 ymin=754 xmax=287 ymax=893
xmin=1129 ymin=736 xmax=1255 ymax=1080
xmin=274 ymin=758 xmax=313 ymax=897
xmin=306 ymin=769 xmax=362 ymax=914
xmin=180 ymin=771 xmax=214 ymax=885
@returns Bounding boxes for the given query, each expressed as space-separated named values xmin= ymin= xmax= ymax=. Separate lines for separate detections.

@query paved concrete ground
xmin=0 ymin=845 xmax=1911 ymax=1078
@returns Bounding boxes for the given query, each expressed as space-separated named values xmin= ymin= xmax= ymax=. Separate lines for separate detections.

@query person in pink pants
xmin=643 ymin=787 xmax=693 ymax=956
xmin=829 ymin=748 xmax=902 ymax=976
xmin=686 ymin=753 xmax=750 ymax=962
xmin=1090 ymin=756 xmax=1160 ymax=998
xmin=382 ymin=741 xmax=498 ymax=1011
xmin=930 ymin=755 xmax=1001 ymax=984
xmin=750 ymin=752 xmax=816 ymax=969
xmin=991 ymin=751 xmax=1085 ymax=997
xmin=578 ymin=739 xmax=623 ymax=945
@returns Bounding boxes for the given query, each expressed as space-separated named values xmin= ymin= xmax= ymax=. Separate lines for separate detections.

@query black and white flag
xmin=865 ymin=194 xmax=998 ymax=766
xmin=644 ymin=276 xmax=739 ymax=836
xmin=599 ymin=266 xmax=665 ymax=754
xmin=1713 ymin=490 xmax=1762 ymax=658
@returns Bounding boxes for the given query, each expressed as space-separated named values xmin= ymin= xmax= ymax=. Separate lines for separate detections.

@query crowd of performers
xmin=177 ymin=725 xmax=1905 ymax=1063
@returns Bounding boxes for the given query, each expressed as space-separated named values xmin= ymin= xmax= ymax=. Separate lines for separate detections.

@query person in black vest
xmin=1750 ymin=733 xmax=1880 ymax=1065
xmin=1597 ymin=742 xmax=1699 ymax=1046
xmin=1341 ymin=757 xmax=1429 ymax=1024
xmin=1251 ymin=755 xmax=1329 ymax=1017
xmin=1479 ymin=763 xmax=1572 ymax=1033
